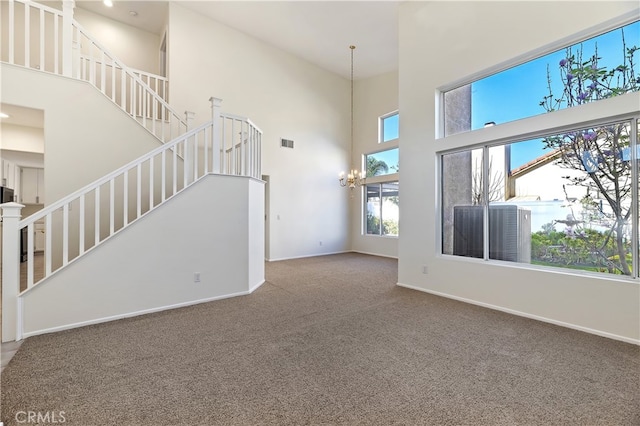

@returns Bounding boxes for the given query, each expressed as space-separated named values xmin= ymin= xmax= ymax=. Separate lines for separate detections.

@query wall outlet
xmin=194 ymin=272 xmax=201 ymax=283
xmin=422 ymin=265 xmax=428 ymax=274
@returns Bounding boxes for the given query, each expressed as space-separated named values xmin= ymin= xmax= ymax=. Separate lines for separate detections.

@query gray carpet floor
xmin=1 ymin=253 xmax=639 ymax=425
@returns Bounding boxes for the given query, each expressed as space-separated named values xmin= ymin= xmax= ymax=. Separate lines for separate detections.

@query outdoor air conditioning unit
xmin=453 ymin=205 xmax=531 ymax=263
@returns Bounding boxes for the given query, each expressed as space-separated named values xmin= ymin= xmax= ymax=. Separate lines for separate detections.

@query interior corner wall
xmin=167 ymin=3 xmax=350 ymax=261
xmin=398 ymin=1 xmax=640 ymax=342
xmin=351 ymin=71 xmax=399 ymax=258
xmin=73 ymin=6 xmax=162 ymax=75
xmin=0 ymin=64 xmax=163 ymax=203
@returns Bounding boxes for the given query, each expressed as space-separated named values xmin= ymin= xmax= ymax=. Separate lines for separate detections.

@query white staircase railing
xmin=78 ymin=54 xmax=170 ymax=119
xmin=1 ymin=98 xmax=262 ymax=341
xmin=0 ymin=0 xmax=186 ymax=143
xmin=0 ymin=0 xmax=65 ymax=73
xmin=73 ymin=24 xmax=186 ymax=142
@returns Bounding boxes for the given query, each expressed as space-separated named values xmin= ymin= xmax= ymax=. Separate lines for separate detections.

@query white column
xmin=61 ymin=0 xmax=75 ymax=77
xmin=210 ymin=97 xmax=223 ymax=174
xmin=2 ymin=202 xmax=24 ymax=342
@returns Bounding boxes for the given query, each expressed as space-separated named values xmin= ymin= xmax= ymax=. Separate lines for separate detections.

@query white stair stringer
xmin=1 ymin=113 xmax=263 ymax=342
xmin=18 ymin=174 xmax=265 ymax=339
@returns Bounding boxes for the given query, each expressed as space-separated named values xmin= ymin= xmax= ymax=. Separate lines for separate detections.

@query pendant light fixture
xmin=339 ymin=45 xmax=364 ymax=189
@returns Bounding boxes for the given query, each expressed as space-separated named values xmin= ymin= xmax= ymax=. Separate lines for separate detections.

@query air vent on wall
xmin=281 ymin=138 xmax=294 ymax=149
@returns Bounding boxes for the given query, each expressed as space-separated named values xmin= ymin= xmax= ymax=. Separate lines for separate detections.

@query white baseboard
xmin=267 ymin=250 xmax=397 ymax=262
xmin=396 ymin=282 xmax=640 ymax=346
xmin=351 ymin=250 xmax=398 ymax=259
xmin=248 ymin=279 xmax=266 ymax=293
xmin=267 ymin=250 xmax=350 ymax=262
xmin=21 ymin=290 xmax=250 ymax=340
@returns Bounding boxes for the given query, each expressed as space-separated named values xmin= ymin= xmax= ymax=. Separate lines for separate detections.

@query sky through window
xmin=469 ymin=21 xmax=639 ymax=170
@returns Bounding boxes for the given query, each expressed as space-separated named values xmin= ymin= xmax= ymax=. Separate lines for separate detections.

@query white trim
xmin=21 ymin=291 xmax=251 ymax=339
xmin=364 ymin=172 xmax=399 ymax=185
xmin=361 ymin=234 xmax=399 ymax=240
xmin=16 ymin=297 xmax=23 ymax=342
xmin=267 ymin=250 xmax=397 ymax=262
xmin=364 ymin=145 xmax=399 ymax=160
xmin=267 ymin=250 xmax=350 ymax=262
xmin=248 ymin=279 xmax=265 ymax=294
xmin=396 ymin=282 xmax=640 ymax=346
xmin=352 ymin=250 xmax=397 ymax=260
xmin=436 ymin=252 xmax=637 ymax=285
xmin=438 ymin=93 xmax=640 ymax=151
xmin=380 ymin=137 xmax=399 ymax=145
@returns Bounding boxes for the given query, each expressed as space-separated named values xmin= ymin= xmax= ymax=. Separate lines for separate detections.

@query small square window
xmin=365 ymin=148 xmax=399 ymax=177
xmin=380 ymin=112 xmax=399 ymax=143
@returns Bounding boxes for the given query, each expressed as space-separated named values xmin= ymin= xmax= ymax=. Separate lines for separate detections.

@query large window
xmin=366 ymin=182 xmax=399 ymax=236
xmin=442 ymin=120 xmax=638 ymax=276
xmin=443 ymin=20 xmax=639 ymax=136
xmin=440 ymin=18 xmax=640 ymax=278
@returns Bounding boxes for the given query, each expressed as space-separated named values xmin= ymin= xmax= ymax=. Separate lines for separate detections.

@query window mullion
xmin=379 ymin=183 xmax=383 ymax=235
xmin=631 ymin=117 xmax=639 ymax=279
xmin=482 ymin=146 xmax=490 ymax=260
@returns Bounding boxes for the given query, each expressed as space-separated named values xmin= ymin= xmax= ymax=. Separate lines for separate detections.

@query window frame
xmin=363 ymin=143 xmax=400 ymax=238
xmin=438 ymin=107 xmax=640 ymax=279
xmin=363 ymin=181 xmax=400 ymax=238
xmin=364 ymin=147 xmax=400 ymax=179
xmin=436 ymin=11 xmax=640 ymax=140
xmin=435 ymin=11 xmax=640 ymax=279
xmin=379 ymin=111 xmax=399 ymax=144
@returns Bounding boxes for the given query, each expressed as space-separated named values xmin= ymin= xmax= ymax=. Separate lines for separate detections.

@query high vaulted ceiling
xmin=75 ymin=0 xmax=399 ymax=80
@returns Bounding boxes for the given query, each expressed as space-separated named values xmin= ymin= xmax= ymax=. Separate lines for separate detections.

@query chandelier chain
xmin=350 ymin=45 xmax=355 ymax=167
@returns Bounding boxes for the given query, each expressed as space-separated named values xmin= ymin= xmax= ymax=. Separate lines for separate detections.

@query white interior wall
xmin=168 ymin=3 xmax=351 ymax=261
xmin=351 ymin=71 xmax=399 ymax=258
xmin=1 ymin=64 xmax=164 ymax=203
xmin=0 ymin=124 xmax=44 ymax=154
xmin=73 ymin=6 xmax=162 ymax=75
xmin=20 ymin=174 xmax=265 ymax=338
xmin=398 ymin=1 xmax=640 ymax=342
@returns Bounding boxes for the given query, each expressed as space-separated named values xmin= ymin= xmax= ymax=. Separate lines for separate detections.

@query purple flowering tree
xmin=539 ymin=34 xmax=639 ymax=275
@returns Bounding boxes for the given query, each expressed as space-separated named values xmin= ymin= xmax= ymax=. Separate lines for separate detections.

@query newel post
xmin=2 ymin=202 xmax=24 ymax=342
xmin=210 ymin=97 xmax=223 ymax=174
xmin=61 ymin=0 xmax=75 ymax=77
xmin=184 ymin=110 xmax=195 ymax=131
xmin=184 ymin=111 xmax=195 ymax=184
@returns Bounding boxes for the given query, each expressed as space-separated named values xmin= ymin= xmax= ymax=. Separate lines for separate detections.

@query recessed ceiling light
xmin=103 ymin=0 xmax=113 ymax=7
xmin=0 ymin=112 xmax=10 ymax=119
